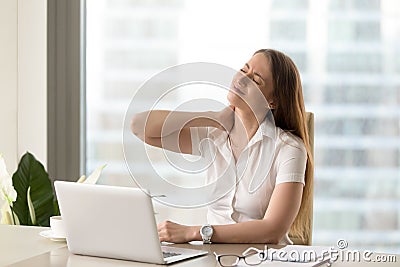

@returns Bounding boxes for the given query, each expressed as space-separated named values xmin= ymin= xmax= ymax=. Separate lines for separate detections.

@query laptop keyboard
xmin=163 ymin=251 xmax=182 ymax=258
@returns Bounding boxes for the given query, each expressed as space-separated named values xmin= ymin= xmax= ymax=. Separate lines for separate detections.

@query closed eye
xmin=240 ymin=69 xmax=261 ymax=85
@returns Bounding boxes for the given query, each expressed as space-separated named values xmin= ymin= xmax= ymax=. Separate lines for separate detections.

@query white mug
xmin=50 ymin=216 xmax=66 ymax=238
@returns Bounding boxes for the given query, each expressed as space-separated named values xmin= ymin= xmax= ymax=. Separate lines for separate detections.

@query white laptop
xmin=54 ymin=181 xmax=208 ymax=264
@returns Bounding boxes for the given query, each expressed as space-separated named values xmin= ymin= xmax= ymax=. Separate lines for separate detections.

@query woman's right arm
xmin=130 ymin=107 xmax=234 ymax=154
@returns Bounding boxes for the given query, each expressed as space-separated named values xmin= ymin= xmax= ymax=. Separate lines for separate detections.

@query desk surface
xmin=0 ymin=225 xmax=65 ymax=266
xmin=1 ymin=225 xmax=399 ymax=267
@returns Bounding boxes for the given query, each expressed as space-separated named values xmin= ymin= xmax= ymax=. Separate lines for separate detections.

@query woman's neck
xmin=232 ymin=106 xmax=267 ymax=142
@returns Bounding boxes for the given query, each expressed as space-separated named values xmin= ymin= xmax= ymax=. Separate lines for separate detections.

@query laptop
xmin=54 ymin=181 xmax=208 ymax=264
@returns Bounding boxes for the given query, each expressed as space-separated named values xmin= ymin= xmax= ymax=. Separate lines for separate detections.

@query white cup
xmin=50 ymin=216 xmax=66 ymax=238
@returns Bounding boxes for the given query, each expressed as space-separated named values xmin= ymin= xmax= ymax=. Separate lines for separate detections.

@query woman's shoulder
xmin=276 ymin=128 xmax=306 ymax=154
xmin=208 ymin=127 xmax=228 ymax=139
xmin=191 ymin=127 xmax=228 ymax=145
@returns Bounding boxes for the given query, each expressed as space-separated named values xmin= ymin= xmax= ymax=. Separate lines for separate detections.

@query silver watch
xmin=200 ymin=224 xmax=213 ymax=244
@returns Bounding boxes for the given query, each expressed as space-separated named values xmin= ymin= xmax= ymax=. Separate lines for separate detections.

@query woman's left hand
xmin=157 ymin=220 xmax=198 ymax=243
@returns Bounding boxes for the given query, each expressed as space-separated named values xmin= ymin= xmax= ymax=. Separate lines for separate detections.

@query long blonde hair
xmin=255 ymin=49 xmax=314 ymax=244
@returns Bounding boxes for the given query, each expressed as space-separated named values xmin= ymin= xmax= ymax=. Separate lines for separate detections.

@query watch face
xmin=201 ymin=226 xmax=213 ymax=236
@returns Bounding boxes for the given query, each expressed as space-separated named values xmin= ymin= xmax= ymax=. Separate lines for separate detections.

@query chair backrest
xmin=289 ymin=112 xmax=314 ymax=245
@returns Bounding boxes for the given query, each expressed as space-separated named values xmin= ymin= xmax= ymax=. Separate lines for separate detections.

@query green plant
xmin=12 ymin=152 xmax=55 ymax=226
xmin=0 ymin=151 xmax=105 ymax=226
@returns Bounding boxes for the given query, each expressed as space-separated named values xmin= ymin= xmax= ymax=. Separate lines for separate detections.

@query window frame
xmin=47 ymin=0 xmax=86 ymax=181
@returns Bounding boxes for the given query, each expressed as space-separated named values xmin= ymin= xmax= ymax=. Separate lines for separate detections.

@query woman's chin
xmin=227 ymin=92 xmax=239 ymax=105
xmin=227 ymin=93 xmax=245 ymax=108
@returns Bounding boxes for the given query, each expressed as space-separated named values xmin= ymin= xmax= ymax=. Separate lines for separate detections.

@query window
xmin=270 ymin=20 xmax=307 ymax=41
xmin=86 ymin=0 xmax=400 ymax=251
xmin=329 ymin=0 xmax=381 ymax=10
xmin=328 ymin=21 xmax=381 ymax=42
xmin=326 ymin=52 xmax=382 ymax=73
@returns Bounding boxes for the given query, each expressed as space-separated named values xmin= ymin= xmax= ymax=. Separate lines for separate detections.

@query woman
xmin=131 ymin=49 xmax=313 ymax=245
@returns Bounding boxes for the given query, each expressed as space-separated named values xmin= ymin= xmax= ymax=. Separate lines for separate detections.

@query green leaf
xmin=53 ymin=199 xmax=60 ymax=216
xmin=12 ymin=152 xmax=54 ymax=226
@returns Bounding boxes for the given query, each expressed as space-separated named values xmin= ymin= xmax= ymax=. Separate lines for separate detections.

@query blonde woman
xmin=131 ymin=49 xmax=313 ymax=245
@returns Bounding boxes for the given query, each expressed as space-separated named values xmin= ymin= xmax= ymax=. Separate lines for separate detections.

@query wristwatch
xmin=200 ymin=224 xmax=213 ymax=244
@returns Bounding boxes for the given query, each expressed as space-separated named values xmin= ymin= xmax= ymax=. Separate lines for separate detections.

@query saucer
xmin=39 ymin=230 xmax=66 ymax=242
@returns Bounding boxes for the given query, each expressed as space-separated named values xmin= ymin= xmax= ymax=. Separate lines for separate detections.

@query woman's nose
xmin=238 ymin=72 xmax=253 ymax=86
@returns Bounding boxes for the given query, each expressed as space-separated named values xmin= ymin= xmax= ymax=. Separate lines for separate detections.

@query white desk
xmin=1 ymin=225 xmax=399 ymax=267
xmin=0 ymin=225 xmax=66 ymax=266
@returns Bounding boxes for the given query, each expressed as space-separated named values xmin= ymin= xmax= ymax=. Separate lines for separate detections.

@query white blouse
xmin=190 ymin=114 xmax=307 ymax=245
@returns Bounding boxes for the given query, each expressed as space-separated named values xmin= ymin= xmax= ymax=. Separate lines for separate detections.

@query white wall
xmin=17 ymin=0 xmax=47 ymax=167
xmin=0 ymin=0 xmax=47 ymax=173
xmin=0 ymin=0 xmax=18 ymax=171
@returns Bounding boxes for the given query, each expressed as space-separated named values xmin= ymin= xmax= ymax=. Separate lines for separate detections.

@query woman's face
xmin=228 ymin=53 xmax=275 ymax=113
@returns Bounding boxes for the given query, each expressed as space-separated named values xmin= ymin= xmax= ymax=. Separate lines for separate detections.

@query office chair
xmin=289 ymin=112 xmax=314 ymax=245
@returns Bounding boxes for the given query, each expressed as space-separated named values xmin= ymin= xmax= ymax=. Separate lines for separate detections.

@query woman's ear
xmin=268 ymin=101 xmax=276 ymax=109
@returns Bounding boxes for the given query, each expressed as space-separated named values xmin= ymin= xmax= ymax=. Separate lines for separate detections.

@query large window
xmin=86 ymin=0 xmax=400 ymax=251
